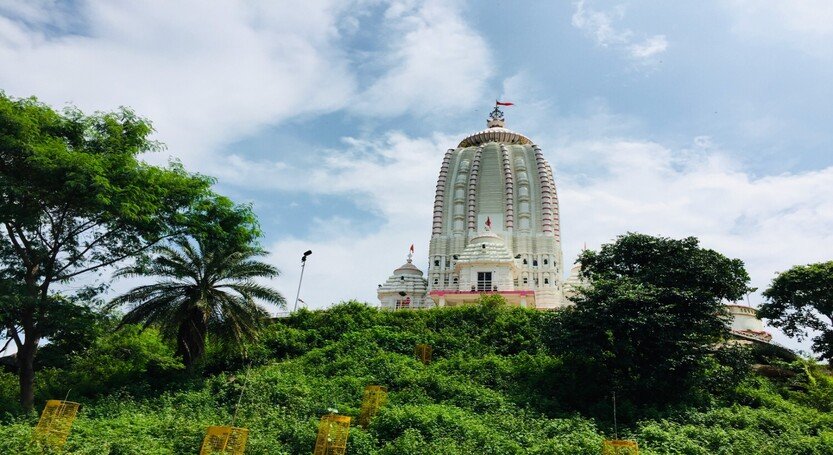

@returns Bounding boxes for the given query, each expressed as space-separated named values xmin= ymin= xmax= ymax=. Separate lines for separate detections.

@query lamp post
xmin=293 ymin=250 xmax=312 ymax=312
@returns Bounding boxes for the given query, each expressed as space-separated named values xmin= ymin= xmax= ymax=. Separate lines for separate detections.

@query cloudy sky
xmin=2 ymin=0 xmax=832 ymax=353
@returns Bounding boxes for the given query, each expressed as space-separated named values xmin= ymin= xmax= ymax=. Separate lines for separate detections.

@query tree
xmin=109 ymin=236 xmax=285 ymax=367
xmin=0 ymin=93 xmax=229 ymax=410
xmin=759 ymin=261 xmax=833 ymax=362
xmin=551 ymin=233 xmax=752 ymax=410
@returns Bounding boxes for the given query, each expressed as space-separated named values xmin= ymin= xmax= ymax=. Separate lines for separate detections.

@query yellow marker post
xmin=602 ymin=440 xmax=639 ymax=455
xmin=414 ymin=343 xmax=432 ymax=365
xmin=200 ymin=426 xmax=249 ymax=455
xmin=358 ymin=385 xmax=388 ymax=428
xmin=33 ymin=399 xmax=80 ymax=450
xmin=313 ymin=414 xmax=351 ymax=455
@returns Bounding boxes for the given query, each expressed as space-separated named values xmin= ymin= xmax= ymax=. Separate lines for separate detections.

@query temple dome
xmin=394 ymin=259 xmax=424 ymax=276
xmin=378 ymin=254 xmax=429 ymax=309
xmin=455 ymin=229 xmax=514 ymax=265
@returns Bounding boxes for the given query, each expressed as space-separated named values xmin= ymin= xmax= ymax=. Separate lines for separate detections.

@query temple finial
xmin=488 ymin=101 xmax=513 ymax=128
xmin=487 ymin=106 xmax=505 ymax=128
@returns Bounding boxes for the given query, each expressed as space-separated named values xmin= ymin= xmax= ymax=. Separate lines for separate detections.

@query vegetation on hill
xmin=0 ymin=93 xmax=263 ymax=410
xmin=0 ymin=301 xmax=831 ymax=454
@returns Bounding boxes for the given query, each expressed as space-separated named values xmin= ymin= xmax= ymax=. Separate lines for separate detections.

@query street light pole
xmin=293 ymin=250 xmax=312 ymax=312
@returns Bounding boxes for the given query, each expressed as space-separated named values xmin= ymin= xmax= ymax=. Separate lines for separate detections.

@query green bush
xmin=0 ymin=302 xmax=830 ymax=454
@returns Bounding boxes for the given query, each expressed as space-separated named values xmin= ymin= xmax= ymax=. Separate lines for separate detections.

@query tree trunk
xmin=17 ymin=339 xmax=36 ymax=413
xmin=177 ymin=313 xmax=206 ymax=368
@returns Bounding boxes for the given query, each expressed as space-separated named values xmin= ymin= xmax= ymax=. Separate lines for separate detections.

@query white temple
xmin=375 ymin=106 xmax=773 ymax=344
xmin=378 ymin=106 xmax=575 ymax=309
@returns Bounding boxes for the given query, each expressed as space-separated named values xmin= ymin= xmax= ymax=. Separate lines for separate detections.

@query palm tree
xmin=109 ymin=237 xmax=285 ymax=367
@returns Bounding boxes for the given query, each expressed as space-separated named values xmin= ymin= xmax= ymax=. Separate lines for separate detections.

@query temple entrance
xmin=476 ymin=272 xmax=492 ymax=292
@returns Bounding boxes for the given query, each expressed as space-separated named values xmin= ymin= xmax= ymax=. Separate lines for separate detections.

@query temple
xmin=378 ymin=106 xmax=573 ymax=309
xmin=375 ymin=106 xmax=773 ymax=345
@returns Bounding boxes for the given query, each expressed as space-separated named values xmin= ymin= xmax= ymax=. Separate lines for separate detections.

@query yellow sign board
xmin=602 ymin=439 xmax=639 ymax=455
xmin=33 ymin=399 xmax=80 ymax=449
xmin=358 ymin=385 xmax=388 ymax=428
xmin=313 ymin=414 xmax=351 ymax=455
xmin=200 ymin=426 xmax=249 ymax=455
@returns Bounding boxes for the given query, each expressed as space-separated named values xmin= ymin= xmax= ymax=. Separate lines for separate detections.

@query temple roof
xmin=457 ymin=106 xmax=533 ymax=148
xmin=394 ymin=258 xmax=424 ymax=276
xmin=458 ymin=127 xmax=533 ymax=148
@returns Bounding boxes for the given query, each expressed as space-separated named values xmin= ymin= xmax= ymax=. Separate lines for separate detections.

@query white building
xmin=376 ymin=106 xmax=773 ymax=345
xmin=379 ymin=106 xmax=568 ymax=309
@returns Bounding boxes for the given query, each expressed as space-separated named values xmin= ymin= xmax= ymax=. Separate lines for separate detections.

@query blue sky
xmin=2 ymin=0 xmax=832 ymax=353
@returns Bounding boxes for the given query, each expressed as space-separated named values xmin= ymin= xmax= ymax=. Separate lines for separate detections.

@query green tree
xmin=552 ymin=233 xmax=752 ymax=410
xmin=759 ymin=261 xmax=833 ymax=362
xmin=0 ymin=93 xmax=240 ymax=410
xmin=109 ymin=237 xmax=285 ymax=367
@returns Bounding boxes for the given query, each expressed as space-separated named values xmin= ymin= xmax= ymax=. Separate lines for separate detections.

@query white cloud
xmin=628 ymin=35 xmax=668 ymax=59
xmin=0 ymin=0 xmax=492 ymax=168
xmin=0 ymin=0 xmax=359 ymax=166
xmin=571 ymin=1 xmax=630 ymax=47
xmin=726 ymin=0 xmax=833 ymax=57
xmin=571 ymin=0 xmax=668 ymax=63
xmin=350 ymin=0 xmax=491 ymax=117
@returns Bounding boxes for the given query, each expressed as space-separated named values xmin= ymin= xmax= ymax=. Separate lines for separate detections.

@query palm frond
xmin=109 ymin=235 xmax=283 ymax=365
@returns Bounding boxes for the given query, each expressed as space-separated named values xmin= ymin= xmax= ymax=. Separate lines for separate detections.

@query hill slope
xmin=1 ymin=302 xmax=831 ymax=454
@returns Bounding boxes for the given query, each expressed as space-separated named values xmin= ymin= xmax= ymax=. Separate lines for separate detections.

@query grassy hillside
xmin=1 ymin=302 xmax=831 ymax=454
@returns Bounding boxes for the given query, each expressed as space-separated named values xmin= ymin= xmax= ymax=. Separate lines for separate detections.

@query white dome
xmin=455 ymin=230 xmax=514 ymax=265
xmin=394 ymin=260 xmax=424 ymax=276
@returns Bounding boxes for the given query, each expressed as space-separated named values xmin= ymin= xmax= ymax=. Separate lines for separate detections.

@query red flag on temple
xmin=486 ymin=217 xmax=492 ymax=228
xmin=496 ymin=101 xmax=514 ymax=106
xmin=409 ymin=244 xmax=414 ymax=253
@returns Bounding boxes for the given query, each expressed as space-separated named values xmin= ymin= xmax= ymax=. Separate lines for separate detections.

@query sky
xmin=1 ymin=0 xmax=832 ymax=354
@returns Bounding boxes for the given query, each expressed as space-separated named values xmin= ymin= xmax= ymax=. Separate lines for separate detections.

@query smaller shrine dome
xmin=394 ymin=260 xmax=424 ymax=277
xmin=455 ymin=228 xmax=514 ymax=265
xmin=378 ymin=251 xmax=429 ymax=310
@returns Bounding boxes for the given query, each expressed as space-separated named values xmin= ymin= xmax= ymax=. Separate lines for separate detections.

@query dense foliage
xmin=0 ymin=93 xmax=259 ymax=409
xmin=0 ymin=302 xmax=830 ymax=454
xmin=110 ymin=237 xmax=284 ymax=367
xmin=553 ymin=233 xmax=753 ymax=412
xmin=759 ymin=261 xmax=833 ymax=362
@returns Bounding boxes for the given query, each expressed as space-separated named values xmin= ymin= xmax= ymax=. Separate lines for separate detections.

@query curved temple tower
xmin=375 ymin=106 xmax=774 ymax=347
xmin=379 ymin=107 xmax=571 ymax=309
